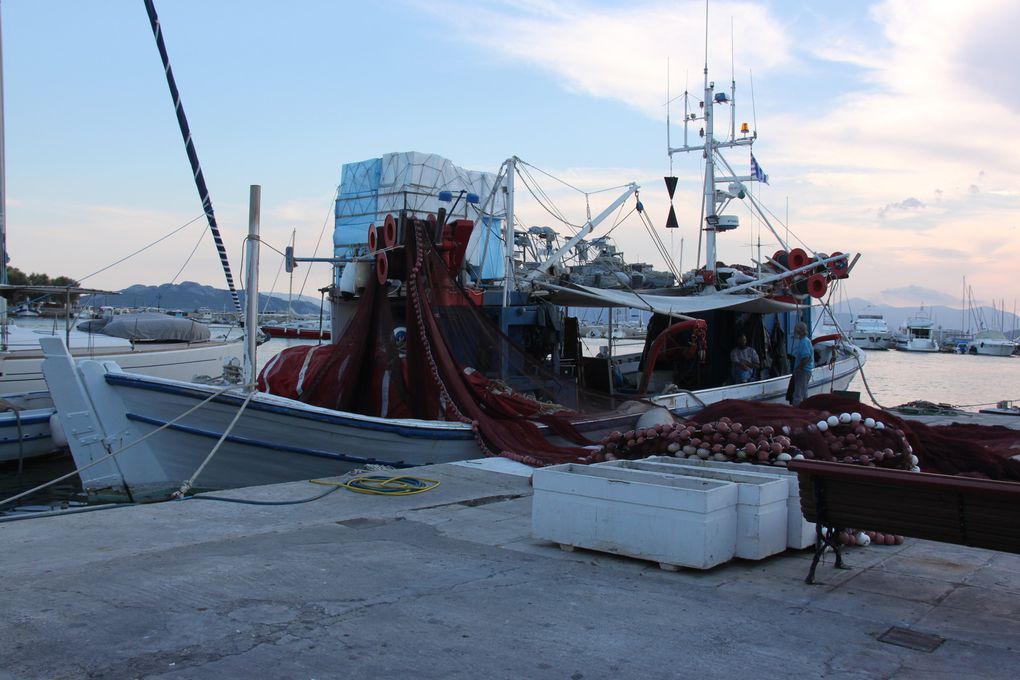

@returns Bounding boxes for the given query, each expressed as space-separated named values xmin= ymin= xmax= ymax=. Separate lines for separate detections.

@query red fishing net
xmin=259 ymin=213 xmax=652 ymax=466
xmin=600 ymin=394 xmax=1020 ymax=482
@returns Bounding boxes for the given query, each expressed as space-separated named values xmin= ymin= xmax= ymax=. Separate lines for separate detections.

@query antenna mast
xmin=667 ymin=2 xmax=756 ymax=275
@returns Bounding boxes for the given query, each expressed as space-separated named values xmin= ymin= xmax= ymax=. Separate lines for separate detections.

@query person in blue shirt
xmin=790 ymin=321 xmax=814 ymax=405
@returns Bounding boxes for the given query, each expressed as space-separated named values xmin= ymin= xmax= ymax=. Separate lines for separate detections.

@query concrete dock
xmin=3 ymin=459 xmax=1019 ymax=679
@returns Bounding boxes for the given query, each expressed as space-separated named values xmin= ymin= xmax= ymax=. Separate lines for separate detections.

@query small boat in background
xmin=850 ymin=312 xmax=892 ymax=350
xmin=261 ymin=319 xmax=330 ymax=340
xmin=893 ymin=309 xmax=939 ymax=352
xmin=978 ymin=400 xmax=1020 ymax=416
xmin=965 ymin=329 xmax=1016 ymax=357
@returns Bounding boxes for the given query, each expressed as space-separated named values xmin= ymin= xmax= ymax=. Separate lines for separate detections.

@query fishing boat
xmin=40 ymin=33 xmax=863 ymax=502
xmin=0 ymin=290 xmax=243 ymax=463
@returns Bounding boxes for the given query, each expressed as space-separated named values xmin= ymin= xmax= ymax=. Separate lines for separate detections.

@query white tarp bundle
xmin=539 ymin=282 xmax=804 ymax=316
xmin=333 ymin=152 xmax=507 ymax=281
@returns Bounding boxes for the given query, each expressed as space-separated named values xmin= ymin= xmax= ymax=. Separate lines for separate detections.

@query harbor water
xmin=847 ymin=348 xmax=1020 ymax=410
xmin=2 ymin=340 xmax=1018 ymax=517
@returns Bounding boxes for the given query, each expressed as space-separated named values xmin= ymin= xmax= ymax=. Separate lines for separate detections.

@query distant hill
xmin=830 ymin=298 xmax=1020 ymax=336
xmin=80 ymin=281 xmax=323 ymax=315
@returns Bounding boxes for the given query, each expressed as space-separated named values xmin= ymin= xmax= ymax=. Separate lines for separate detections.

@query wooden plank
xmin=788 ymin=460 xmax=1020 ymax=555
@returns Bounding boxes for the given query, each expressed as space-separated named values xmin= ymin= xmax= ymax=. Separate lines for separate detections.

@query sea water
xmin=847 ymin=349 xmax=1020 ymax=410
xmin=2 ymin=339 xmax=1018 ymax=516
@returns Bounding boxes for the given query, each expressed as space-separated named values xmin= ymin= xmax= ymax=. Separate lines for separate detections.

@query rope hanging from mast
xmin=142 ymin=0 xmax=243 ymax=315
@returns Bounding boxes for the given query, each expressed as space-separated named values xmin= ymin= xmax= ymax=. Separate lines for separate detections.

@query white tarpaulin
xmin=539 ymin=282 xmax=804 ymax=315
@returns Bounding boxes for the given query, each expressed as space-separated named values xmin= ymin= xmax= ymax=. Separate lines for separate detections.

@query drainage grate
xmin=878 ymin=627 xmax=944 ymax=653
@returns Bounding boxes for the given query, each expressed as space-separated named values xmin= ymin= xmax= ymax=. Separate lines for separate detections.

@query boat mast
xmin=667 ymin=12 xmax=755 ymax=276
xmin=0 ymin=1 xmax=7 ymax=285
xmin=143 ymin=0 xmax=242 ymax=316
xmin=502 ymin=157 xmax=517 ymax=307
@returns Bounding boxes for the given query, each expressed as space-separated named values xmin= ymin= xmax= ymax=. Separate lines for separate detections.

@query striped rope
xmin=143 ymin=0 xmax=242 ymax=315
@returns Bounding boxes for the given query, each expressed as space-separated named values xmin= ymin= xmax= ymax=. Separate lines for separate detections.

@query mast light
xmin=740 ymin=122 xmax=750 ymax=134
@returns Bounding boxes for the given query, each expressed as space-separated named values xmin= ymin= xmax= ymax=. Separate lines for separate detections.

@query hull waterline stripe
xmin=125 ymin=412 xmax=414 ymax=467
xmin=104 ymin=373 xmax=476 ymax=440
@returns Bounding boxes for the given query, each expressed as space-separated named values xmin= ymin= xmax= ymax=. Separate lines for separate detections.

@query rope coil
xmin=313 ymin=475 xmax=441 ymax=496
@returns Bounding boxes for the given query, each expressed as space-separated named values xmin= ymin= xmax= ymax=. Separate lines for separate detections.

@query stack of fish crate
xmin=531 ymin=456 xmax=810 ymax=571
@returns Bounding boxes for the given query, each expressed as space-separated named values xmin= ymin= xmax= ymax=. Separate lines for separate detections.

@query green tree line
xmin=2 ymin=267 xmax=82 ymax=304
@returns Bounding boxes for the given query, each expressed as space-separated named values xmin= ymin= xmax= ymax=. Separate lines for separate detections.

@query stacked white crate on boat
xmin=531 ymin=463 xmax=738 ymax=570
xmin=643 ymin=456 xmax=816 ymax=549
xmin=596 ymin=460 xmax=788 ymax=560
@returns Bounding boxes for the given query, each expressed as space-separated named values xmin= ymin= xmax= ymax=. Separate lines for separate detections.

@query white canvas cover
xmin=539 ymin=282 xmax=804 ymax=316
xmin=79 ymin=313 xmax=212 ymax=342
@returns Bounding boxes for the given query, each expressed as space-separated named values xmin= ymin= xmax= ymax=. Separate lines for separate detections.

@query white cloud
xmin=416 ymin=0 xmax=792 ymax=117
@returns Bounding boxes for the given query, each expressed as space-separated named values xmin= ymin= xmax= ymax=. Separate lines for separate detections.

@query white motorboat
xmin=893 ymin=312 xmax=939 ymax=352
xmin=850 ymin=313 xmax=892 ymax=350
xmin=965 ymin=329 xmax=1016 ymax=357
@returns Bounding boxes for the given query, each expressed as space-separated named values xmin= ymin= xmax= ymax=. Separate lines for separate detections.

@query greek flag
xmin=751 ymin=154 xmax=769 ymax=185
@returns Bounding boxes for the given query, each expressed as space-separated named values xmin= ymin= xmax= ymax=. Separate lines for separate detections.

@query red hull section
xmin=261 ymin=325 xmax=330 ymax=340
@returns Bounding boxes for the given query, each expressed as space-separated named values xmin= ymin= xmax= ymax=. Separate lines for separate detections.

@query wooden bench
xmin=787 ymin=459 xmax=1020 ymax=583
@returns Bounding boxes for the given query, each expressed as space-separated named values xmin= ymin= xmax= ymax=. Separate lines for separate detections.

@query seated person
xmin=730 ymin=334 xmax=761 ymax=383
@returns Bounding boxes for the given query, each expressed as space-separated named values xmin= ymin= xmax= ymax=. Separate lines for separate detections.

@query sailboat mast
xmin=0 ymin=2 xmax=7 ymax=285
xmin=143 ymin=0 xmax=242 ymax=316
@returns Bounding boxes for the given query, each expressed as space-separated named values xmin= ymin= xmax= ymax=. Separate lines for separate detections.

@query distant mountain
xmin=80 ymin=281 xmax=323 ymax=315
xmin=830 ymin=297 xmax=1020 ymax=335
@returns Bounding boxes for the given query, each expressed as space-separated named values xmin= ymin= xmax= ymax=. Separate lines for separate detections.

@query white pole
xmin=243 ymin=185 xmax=260 ymax=386
xmin=502 ymin=157 xmax=516 ymax=307
xmin=704 ymin=76 xmax=717 ymax=271
xmin=0 ymin=1 xmax=8 ymax=285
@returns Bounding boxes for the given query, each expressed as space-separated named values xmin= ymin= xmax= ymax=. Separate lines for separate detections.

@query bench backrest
xmin=787 ymin=459 xmax=1020 ymax=554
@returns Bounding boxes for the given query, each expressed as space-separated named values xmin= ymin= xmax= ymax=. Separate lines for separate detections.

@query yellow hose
xmin=311 ymin=475 xmax=440 ymax=496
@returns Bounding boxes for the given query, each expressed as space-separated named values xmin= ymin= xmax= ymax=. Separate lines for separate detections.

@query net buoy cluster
xmin=598 ymin=412 xmax=917 ymax=471
xmin=835 ymin=529 xmax=905 ymax=547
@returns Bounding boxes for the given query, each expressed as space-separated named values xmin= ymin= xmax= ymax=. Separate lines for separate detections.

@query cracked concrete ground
xmin=2 ymin=461 xmax=1018 ymax=679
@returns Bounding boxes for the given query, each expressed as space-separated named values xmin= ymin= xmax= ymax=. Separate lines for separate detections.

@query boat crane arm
xmin=527 ymin=183 xmax=639 ymax=278
xmin=720 ymin=252 xmax=858 ymax=296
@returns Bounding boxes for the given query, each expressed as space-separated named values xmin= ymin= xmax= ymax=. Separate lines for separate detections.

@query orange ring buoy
xmin=829 ymin=251 xmax=850 ymax=278
xmin=771 ymin=250 xmax=789 ymax=270
xmin=383 ymin=213 xmax=397 ymax=248
xmin=807 ymin=273 xmax=828 ymax=298
xmin=788 ymin=248 xmax=809 ymax=270
xmin=375 ymin=251 xmax=389 ymax=284
xmin=367 ymin=223 xmax=379 ymax=253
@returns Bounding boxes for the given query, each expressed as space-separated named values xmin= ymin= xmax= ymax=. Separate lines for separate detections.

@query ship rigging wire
xmin=75 ymin=213 xmax=205 ymax=284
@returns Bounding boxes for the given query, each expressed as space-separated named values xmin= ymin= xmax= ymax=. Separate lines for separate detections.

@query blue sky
xmin=3 ymin=0 xmax=1018 ymax=307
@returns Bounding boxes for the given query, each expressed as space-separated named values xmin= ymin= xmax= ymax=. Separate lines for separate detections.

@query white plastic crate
xmin=531 ymin=463 xmax=738 ymax=570
xmin=598 ymin=460 xmax=788 ymax=560
xmin=643 ymin=455 xmax=816 ymax=549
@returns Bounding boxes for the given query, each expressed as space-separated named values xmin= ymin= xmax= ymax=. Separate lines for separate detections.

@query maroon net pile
xmin=598 ymin=394 xmax=1020 ymax=482
xmin=259 ymin=213 xmax=651 ymax=466
xmin=601 ymin=397 xmax=914 ymax=470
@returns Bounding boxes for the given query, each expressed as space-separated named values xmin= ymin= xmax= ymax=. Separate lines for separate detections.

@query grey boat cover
xmin=78 ymin=313 xmax=211 ymax=342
